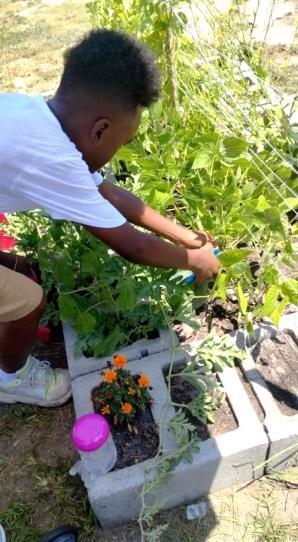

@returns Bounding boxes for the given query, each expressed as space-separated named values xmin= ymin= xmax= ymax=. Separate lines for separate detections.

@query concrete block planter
xmin=71 ymin=349 xmax=268 ymax=528
xmin=63 ymin=322 xmax=175 ymax=380
xmin=234 ymin=312 xmax=298 ymax=472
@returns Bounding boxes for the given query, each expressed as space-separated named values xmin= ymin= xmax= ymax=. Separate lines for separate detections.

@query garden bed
xmin=63 ymin=322 xmax=173 ymax=380
xmin=70 ymin=352 xmax=268 ymax=528
xmin=168 ymin=363 xmax=238 ymax=441
xmin=92 ymin=387 xmax=159 ymax=470
xmin=174 ymin=290 xmax=239 ymax=345
xmin=250 ymin=330 xmax=298 ymax=416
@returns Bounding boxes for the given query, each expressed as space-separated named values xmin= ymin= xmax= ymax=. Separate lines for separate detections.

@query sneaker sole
xmin=0 ymin=389 xmax=72 ymax=407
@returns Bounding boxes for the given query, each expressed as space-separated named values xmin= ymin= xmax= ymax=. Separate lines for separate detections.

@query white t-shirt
xmin=0 ymin=93 xmax=126 ymax=228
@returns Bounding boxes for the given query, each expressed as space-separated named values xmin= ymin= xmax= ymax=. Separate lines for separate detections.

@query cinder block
xmin=63 ymin=322 xmax=175 ymax=380
xmin=71 ymin=349 xmax=268 ymax=528
xmin=236 ymin=312 xmax=298 ymax=472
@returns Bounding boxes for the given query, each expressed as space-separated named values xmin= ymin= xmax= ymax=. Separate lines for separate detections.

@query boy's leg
xmin=0 ymin=265 xmax=46 ymax=372
xmin=0 ymin=264 xmax=71 ymax=406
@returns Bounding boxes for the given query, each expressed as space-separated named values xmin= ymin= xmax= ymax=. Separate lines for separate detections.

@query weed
xmin=0 ymin=500 xmax=41 ymax=542
xmin=247 ymin=492 xmax=298 ymax=542
xmin=0 ymin=404 xmax=55 ymax=436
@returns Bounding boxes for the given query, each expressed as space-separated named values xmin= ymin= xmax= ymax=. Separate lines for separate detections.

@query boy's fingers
xmin=194 ymin=230 xmax=216 ymax=246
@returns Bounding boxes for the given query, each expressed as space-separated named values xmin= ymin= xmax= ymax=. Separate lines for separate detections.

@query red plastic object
xmin=36 ymin=326 xmax=50 ymax=343
xmin=0 ymin=230 xmax=16 ymax=250
xmin=0 ymin=213 xmax=8 ymax=223
xmin=0 ymin=213 xmax=16 ymax=250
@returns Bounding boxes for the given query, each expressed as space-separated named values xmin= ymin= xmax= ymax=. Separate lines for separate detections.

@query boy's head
xmin=52 ymin=29 xmax=160 ymax=171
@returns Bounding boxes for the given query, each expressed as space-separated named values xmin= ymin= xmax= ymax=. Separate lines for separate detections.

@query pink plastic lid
xmin=72 ymin=413 xmax=110 ymax=452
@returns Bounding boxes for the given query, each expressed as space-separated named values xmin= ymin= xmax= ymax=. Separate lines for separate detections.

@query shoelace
xmin=27 ymin=358 xmax=51 ymax=389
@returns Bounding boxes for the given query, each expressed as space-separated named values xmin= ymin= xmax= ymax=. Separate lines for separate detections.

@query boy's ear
xmin=91 ymin=118 xmax=111 ymax=143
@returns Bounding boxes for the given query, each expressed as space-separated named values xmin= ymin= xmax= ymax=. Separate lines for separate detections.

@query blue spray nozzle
xmin=184 ymin=246 xmax=220 ymax=285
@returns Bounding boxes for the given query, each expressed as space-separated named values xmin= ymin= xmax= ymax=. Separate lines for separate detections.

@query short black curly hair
xmin=58 ymin=29 xmax=161 ymax=110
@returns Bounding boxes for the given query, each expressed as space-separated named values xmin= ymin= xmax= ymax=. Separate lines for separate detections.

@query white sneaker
xmin=0 ymin=356 xmax=71 ymax=407
xmin=0 ymin=524 xmax=6 ymax=542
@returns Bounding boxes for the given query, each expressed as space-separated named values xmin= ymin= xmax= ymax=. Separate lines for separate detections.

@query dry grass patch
xmin=0 ymin=0 xmax=90 ymax=94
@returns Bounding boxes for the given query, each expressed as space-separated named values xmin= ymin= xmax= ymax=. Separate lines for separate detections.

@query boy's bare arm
xmin=98 ymin=180 xmax=212 ymax=248
xmin=84 ymin=222 xmax=220 ymax=283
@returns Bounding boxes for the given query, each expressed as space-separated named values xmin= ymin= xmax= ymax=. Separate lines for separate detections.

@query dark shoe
xmin=40 ymin=525 xmax=78 ymax=542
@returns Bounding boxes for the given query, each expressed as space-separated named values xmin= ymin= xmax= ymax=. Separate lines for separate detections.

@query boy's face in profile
xmin=87 ymin=106 xmax=141 ymax=172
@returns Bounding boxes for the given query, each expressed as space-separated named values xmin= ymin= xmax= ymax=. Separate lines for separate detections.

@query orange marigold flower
xmin=121 ymin=402 xmax=133 ymax=415
xmin=128 ymin=386 xmax=136 ymax=396
xmin=101 ymin=405 xmax=110 ymax=415
xmin=138 ymin=374 xmax=151 ymax=388
xmin=103 ymin=369 xmax=117 ymax=384
xmin=113 ymin=354 xmax=127 ymax=369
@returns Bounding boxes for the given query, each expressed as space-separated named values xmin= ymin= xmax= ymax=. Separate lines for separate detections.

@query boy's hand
xmin=181 ymin=229 xmax=215 ymax=249
xmin=188 ymin=242 xmax=221 ymax=283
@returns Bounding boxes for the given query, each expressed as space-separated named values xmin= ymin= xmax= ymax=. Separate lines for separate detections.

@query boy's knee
xmin=0 ymin=265 xmax=45 ymax=322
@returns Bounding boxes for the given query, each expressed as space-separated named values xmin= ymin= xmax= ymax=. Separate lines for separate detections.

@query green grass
xmin=0 ymin=501 xmax=41 ymax=542
xmin=246 ymin=491 xmax=298 ymax=542
xmin=0 ymin=456 xmax=97 ymax=542
xmin=0 ymin=404 xmax=55 ymax=436
xmin=0 ymin=0 xmax=90 ymax=94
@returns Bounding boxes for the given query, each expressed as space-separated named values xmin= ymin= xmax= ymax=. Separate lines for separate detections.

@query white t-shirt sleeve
xmin=91 ymin=171 xmax=104 ymax=187
xmin=15 ymin=160 xmax=126 ymax=228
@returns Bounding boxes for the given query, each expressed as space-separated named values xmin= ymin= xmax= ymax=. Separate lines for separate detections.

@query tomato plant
xmin=8 ymin=0 xmax=298 ymax=355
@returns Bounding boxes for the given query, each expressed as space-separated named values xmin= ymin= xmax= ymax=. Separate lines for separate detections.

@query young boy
xmin=0 ymin=29 xmax=220 ymax=407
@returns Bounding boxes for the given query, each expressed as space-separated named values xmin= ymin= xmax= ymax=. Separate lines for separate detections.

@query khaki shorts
xmin=0 ymin=264 xmax=43 ymax=322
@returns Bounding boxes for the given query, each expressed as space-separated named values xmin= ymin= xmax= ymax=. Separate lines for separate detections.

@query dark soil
xmin=174 ymin=272 xmax=297 ymax=346
xmin=92 ymin=371 xmax=159 ymax=470
xmin=174 ymin=289 xmax=240 ymax=344
xmin=110 ymin=408 xmax=159 ymax=470
xmin=32 ymin=321 xmax=68 ymax=369
xmin=169 ymin=364 xmax=238 ymax=440
xmin=251 ymin=330 xmax=298 ymax=416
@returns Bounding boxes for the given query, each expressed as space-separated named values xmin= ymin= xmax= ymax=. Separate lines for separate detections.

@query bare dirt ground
xmin=0 ymin=1 xmax=297 ymax=541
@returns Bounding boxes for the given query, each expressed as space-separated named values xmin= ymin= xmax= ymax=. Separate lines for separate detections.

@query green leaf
xmin=237 ymin=283 xmax=248 ymax=315
xmin=281 ymin=279 xmax=298 ymax=305
xmin=94 ymin=326 xmax=125 ymax=356
xmin=279 ymin=197 xmax=298 ymax=214
xmin=191 ymin=149 xmax=214 ymax=169
xmin=74 ymin=312 xmax=96 ymax=335
xmin=53 ymin=256 xmax=75 ymax=288
xmin=221 ymin=137 xmax=248 ymax=158
xmin=116 ymin=280 xmax=138 ymax=311
xmin=80 ymin=252 xmax=99 ymax=273
xmin=263 ymin=265 xmax=279 ymax=286
xmin=214 ymin=273 xmax=228 ymax=301
xmin=259 ymin=286 xmax=280 ymax=317
xmin=59 ymin=294 xmax=78 ymax=321
xmin=200 ymin=186 xmax=221 ymax=199
xmin=270 ymin=297 xmax=289 ymax=326
xmin=264 ymin=207 xmax=281 ymax=227
xmin=147 ymin=189 xmax=174 ymax=212
xmin=246 ymin=312 xmax=254 ymax=334
xmin=257 ymin=195 xmax=270 ymax=212
xmin=218 ymin=249 xmax=251 ymax=266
